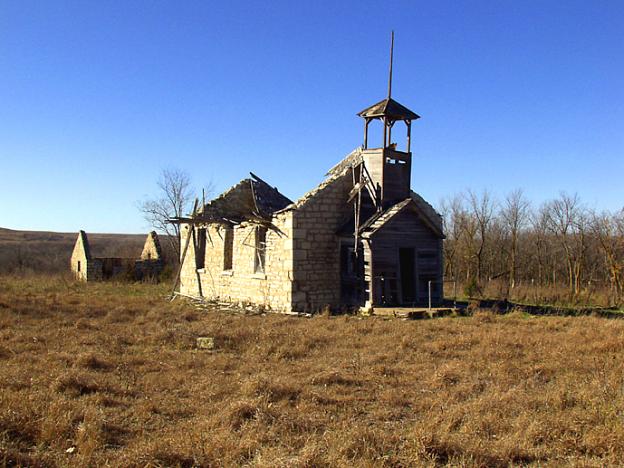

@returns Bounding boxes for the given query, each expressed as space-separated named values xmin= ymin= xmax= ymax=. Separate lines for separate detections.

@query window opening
xmin=223 ymin=226 xmax=233 ymax=270
xmin=254 ymin=226 xmax=267 ymax=273
xmin=340 ymin=243 xmax=357 ymax=277
xmin=195 ymin=228 xmax=206 ymax=269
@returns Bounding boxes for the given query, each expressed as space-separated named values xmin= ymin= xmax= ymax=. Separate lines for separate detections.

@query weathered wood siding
xmin=368 ymin=209 xmax=443 ymax=306
xmin=362 ymin=148 xmax=411 ymax=207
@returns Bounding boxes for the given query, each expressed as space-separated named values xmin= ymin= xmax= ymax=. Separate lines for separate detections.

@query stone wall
xmin=140 ymin=231 xmax=162 ymax=261
xmin=289 ymin=171 xmax=354 ymax=311
xmin=178 ymin=212 xmax=295 ymax=311
xmin=70 ymin=231 xmax=102 ymax=281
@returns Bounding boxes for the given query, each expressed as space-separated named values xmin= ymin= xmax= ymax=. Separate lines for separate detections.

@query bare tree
xmin=544 ymin=192 xmax=587 ymax=295
xmin=139 ymin=168 xmax=193 ymax=259
xmin=592 ymin=209 xmax=624 ymax=305
xmin=437 ymin=187 xmax=620 ymax=307
xmin=531 ymin=204 xmax=551 ymax=287
xmin=501 ymin=189 xmax=530 ymax=291
xmin=457 ymin=202 xmax=479 ymax=281
xmin=439 ymin=195 xmax=465 ymax=280
xmin=467 ymin=189 xmax=495 ymax=283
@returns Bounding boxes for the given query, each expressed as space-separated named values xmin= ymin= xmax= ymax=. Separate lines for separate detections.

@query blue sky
xmin=1 ymin=0 xmax=622 ymax=233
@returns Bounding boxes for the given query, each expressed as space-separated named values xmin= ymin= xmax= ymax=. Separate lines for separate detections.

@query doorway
xmin=399 ymin=248 xmax=415 ymax=304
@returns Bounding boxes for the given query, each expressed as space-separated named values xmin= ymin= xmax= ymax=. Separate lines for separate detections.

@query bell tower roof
xmin=357 ymin=97 xmax=420 ymax=121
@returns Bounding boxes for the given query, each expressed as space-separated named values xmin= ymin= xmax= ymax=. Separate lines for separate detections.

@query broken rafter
xmin=248 ymin=175 xmax=262 ymax=217
xmin=354 ymin=163 xmax=364 ymax=257
xmin=359 ymin=162 xmax=379 ymax=208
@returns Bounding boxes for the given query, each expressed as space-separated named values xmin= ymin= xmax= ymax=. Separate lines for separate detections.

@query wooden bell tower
xmin=357 ymin=31 xmax=420 ymax=208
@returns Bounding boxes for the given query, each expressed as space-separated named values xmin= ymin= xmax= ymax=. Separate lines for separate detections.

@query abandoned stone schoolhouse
xmin=70 ymin=230 xmax=163 ymax=281
xmin=172 ymin=46 xmax=445 ymax=312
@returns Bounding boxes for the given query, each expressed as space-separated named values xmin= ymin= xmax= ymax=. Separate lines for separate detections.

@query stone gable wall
xmin=140 ymin=232 xmax=161 ymax=261
xmin=70 ymin=234 xmax=102 ymax=281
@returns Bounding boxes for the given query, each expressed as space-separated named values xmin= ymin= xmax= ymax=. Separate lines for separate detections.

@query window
xmin=223 ymin=226 xmax=233 ymax=270
xmin=195 ymin=228 xmax=206 ymax=269
xmin=77 ymin=260 xmax=81 ymax=272
xmin=254 ymin=226 xmax=267 ymax=273
xmin=340 ymin=243 xmax=357 ymax=277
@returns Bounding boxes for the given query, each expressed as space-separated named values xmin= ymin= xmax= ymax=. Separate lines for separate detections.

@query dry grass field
xmin=1 ymin=275 xmax=624 ymax=467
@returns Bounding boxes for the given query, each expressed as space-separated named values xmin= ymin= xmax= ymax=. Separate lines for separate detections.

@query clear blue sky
xmin=1 ymin=0 xmax=622 ymax=233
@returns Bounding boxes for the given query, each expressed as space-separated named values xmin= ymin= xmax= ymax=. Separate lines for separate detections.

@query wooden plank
xmin=170 ymin=199 xmax=199 ymax=299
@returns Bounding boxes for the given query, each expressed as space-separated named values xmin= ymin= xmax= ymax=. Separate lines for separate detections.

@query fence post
xmin=428 ymin=280 xmax=432 ymax=311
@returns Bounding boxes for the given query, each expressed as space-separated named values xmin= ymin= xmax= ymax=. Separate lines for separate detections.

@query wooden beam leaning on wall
xmin=169 ymin=198 xmax=199 ymax=299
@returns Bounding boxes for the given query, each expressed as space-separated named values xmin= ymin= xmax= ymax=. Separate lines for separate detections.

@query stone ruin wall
xmin=140 ymin=233 xmax=161 ymax=261
xmin=70 ymin=234 xmax=102 ymax=281
xmin=70 ymin=231 xmax=163 ymax=282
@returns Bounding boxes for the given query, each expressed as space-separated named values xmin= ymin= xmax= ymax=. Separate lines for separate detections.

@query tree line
xmin=439 ymin=190 xmax=624 ymax=307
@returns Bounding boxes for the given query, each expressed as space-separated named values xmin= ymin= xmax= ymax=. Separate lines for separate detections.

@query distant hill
xmin=0 ymin=227 xmax=177 ymax=274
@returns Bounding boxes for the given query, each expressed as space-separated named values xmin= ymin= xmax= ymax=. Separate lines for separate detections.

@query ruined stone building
xmin=172 ymin=43 xmax=445 ymax=312
xmin=70 ymin=230 xmax=163 ymax=281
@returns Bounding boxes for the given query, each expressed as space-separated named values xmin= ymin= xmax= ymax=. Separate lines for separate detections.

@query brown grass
xmin=1 ymin=275 xmax=624 ymax=466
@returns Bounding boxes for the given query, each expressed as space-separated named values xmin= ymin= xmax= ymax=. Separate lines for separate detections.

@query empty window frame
xmin=340 ymin=243 xmax=357 ymax=278
xmin=223 ymin=226 xmax=234 ymax=270
xmin=195 ymin=228 xmax=207 ymax=269
xmin=385 ymin=157 xmax=407 ymax=165
xmin=254 ymin=226 xmax=267 ymax=274
xmin=77 ymin=260 xmax=81 ymax=272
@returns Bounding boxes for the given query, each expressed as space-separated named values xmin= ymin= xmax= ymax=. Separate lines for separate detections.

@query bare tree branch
xmin=138 ymin=168 xmax=194 ymax=260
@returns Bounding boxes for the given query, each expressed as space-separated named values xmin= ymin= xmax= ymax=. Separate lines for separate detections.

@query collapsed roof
xmin=194 ymin=173 xmax=292 ymax=224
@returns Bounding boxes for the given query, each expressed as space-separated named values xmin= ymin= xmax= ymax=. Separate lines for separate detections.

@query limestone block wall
xmin=70 ymin=257 xmax=102 ymax=282
xmin=290 ymin=171 xmax=354 ymax=311
xmin=70 ymin=249 xmax=88 ymax=281
xmin=178 ymin=212 xmax=294 ymax=311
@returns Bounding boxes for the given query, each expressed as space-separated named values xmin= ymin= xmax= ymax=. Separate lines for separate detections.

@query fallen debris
xmin=173 ymin=292 xmax=312 ymax=317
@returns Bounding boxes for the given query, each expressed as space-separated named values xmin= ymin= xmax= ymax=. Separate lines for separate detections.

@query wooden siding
xmin=367 ymin=208 xmax=443 ymax=306
xmin=362 ymin=148 xmax=411 ymax=208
